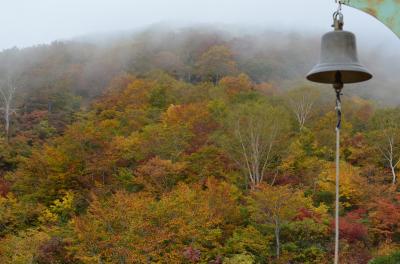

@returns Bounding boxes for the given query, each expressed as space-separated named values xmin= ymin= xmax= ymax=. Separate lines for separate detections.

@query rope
xmin=334 ymin=88 xmax=341 ymax=264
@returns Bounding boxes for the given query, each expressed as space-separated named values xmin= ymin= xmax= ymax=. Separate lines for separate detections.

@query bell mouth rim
xmin=306 ymin=65 xmax=373 ymax=84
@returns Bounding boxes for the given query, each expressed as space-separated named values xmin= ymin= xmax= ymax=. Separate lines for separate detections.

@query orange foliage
xmin=162 ymin=103 xmax=217 ymax=150
xmin=368 ymin=196 xmax=400 ymax=241
xmin=135 ymin=156 xmax=187 ymax=195
xmin=219 ymin=73 xmax=253 ymax=95
xmin=255 ymin=82 xmax=279 ymax=96
xmin=73 ymin=179 xmax=240 ymax=263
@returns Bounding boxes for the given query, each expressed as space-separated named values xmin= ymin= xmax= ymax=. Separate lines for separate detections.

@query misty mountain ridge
xmin=0 ymin=24 xmax=399 ymax=106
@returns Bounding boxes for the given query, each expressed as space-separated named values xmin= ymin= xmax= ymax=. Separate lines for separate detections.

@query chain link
xmin=336 ymin=1 xmax=342 ymax=12
xmin=332 ymin=1 xmax=344 ymax=30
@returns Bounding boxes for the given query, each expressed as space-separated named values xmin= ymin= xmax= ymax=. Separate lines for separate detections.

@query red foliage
xmin=368 ymin=197 xmax=400 ymax=240
xmin=209 ymin=256 xmax=223 ymax=264
xmin=17 ymin=110 xmax=48 ymax=131
xmin=330 ymin=210 xmax=367 ymax=243
xmin=274 ymin=173 xmax=301 ymax=186
xmin=36 ymin=237 xmax=74 ymax=263
xmin=0 ymin=178 xmax=10 ymax=197
xmin=340 ymin=241 xmax=372 ymax=264
xmin=349 ymin=133 xmax=365 ymax=148
xmin=294 ymin=207 xmax=322 ymax=223
xmin=346 ymin=208 xmax=367 ymax=221
xmin=183 ymin=246 xmax=201 ymax=263
xmin=339 ymin=218 xmax=367 ymax=243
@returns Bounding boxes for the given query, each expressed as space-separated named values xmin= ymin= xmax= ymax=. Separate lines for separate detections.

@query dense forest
xmin=0 ymin=26 xmax=400 ymax=263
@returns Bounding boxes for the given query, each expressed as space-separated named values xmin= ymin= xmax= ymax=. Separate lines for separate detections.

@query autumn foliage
xmin=0 ymin=28 xmax=398 ymax=264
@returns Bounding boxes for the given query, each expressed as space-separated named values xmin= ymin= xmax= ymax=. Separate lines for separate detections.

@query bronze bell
xmin=307 ymin=29 xmax=372 ymax=84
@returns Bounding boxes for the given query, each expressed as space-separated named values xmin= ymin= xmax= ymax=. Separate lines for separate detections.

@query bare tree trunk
xmin=0 ymin=76 xmax=17 ymax=142
xmin=391 ymin=165 xmax=397 ymax=185
xmin=4 ymin=105 xmax=9 ymax=142
xmin=288 ymin=92 xmax=316 ymax=131
xmin=378 ymin=135 xmax=400 ymax=185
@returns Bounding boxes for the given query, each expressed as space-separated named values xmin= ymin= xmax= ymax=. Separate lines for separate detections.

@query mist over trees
xmin=1 ymin=26 xmax=398 ymax=108
xmin=0 ymin=25 xmax=399 ymax=263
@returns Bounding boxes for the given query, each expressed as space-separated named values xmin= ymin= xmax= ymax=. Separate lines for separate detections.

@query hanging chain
xmin=333 ymin=1 xmax=344 ymax=30
xmin=334 ymin=71 xmax=343 ymax=130
xmin=335 ymin=89 xmax=342 ymax=129
xmin=335 ymin=0 xmax=342 ymax=11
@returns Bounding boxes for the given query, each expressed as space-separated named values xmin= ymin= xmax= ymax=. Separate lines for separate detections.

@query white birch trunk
xmin=0 ymin=75 xmax=17 ymax=142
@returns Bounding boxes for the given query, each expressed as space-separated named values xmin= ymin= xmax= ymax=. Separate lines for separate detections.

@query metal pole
xmin=334 ymin=85 xmax=342 ymax=264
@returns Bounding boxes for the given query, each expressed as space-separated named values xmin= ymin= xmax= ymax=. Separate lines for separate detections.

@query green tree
xmin=224 ymin=226 xmax=272 ymax=263
xmin=369 ymin=251 xmax=400 ymax=264
xmin=247 ymin=184 xmax=315 ymax=259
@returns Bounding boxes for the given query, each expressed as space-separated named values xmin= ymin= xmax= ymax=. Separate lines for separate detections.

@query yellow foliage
xmin=39 ymin=191 xmax=75 ymax=224
xmin=374 ymin=242 xmax=400 ymax=258
xmin=40 ymin=208 xmax=59 ymax=224
xmin=162 ymin=102 xmax=210 ymax=129
xmin=72 ymin=180 xmax=240 ymax=263
xmin=318 ymin=162 xmax=367 ymax=208
xmin=0 ymin=229 xmax=50 ymax=264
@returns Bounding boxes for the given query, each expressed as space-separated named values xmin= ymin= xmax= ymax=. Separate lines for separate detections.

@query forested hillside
xmin=0 ymin=27 xmax=400 ymax=263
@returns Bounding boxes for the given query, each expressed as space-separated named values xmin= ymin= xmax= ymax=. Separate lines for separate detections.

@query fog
xmin=0 ymin=0 xmax=399 ymax=105
xmin=0 ymin=0 xmax=398 ymax=50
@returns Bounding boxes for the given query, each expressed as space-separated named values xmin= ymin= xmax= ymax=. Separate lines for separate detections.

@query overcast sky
xmin=0 ymin=0 xmax=398 ymax=50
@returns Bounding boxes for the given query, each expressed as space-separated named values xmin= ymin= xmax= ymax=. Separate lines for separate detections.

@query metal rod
xmin=334 ymin=85 xmax=342 ymax=264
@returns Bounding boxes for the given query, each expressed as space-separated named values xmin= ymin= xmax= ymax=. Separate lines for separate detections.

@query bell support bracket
xmin=340 ymin=0 xmax=400 ymax=38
